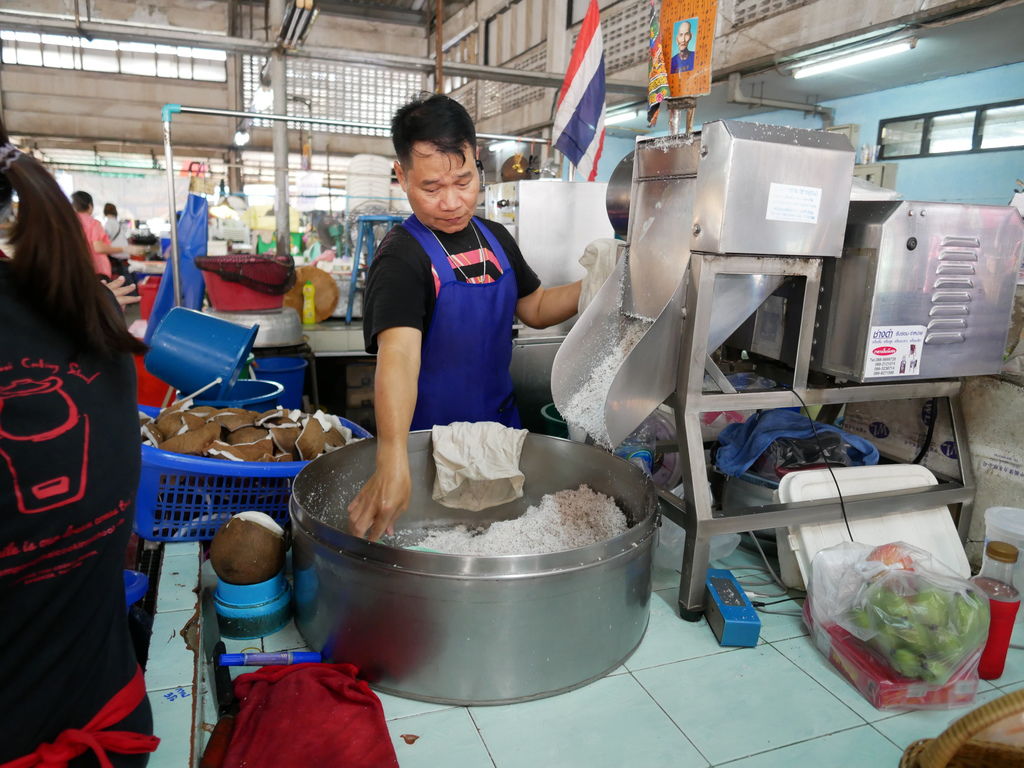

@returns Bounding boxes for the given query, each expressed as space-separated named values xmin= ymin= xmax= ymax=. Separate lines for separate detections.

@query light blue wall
xmin=703 ymin=62 xmax=1024 ymax=205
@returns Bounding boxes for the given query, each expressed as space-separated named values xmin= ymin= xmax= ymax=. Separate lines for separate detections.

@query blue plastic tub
xmin=145 ymin=307 xmax=257 ymax=400
xmin=135 ymin=405 xmax=372 ymax=540
xmin=194 ymin=378 xmax=284 ymax=409
xmin=252 ymin=357 xmax=308 ymax=410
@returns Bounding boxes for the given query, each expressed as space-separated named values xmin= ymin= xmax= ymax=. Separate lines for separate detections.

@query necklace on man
xmin=428 ymin=220 xmax=486 ymax=283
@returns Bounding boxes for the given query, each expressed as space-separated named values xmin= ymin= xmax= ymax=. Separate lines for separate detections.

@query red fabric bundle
xmin=223 ymin=663 xmax=398 ymax=768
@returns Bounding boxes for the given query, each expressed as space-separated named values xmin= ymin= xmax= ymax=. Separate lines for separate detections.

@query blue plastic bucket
xmin=145 ymin=307 xmax=257 ymax=400
xmin=252 ymin=357 xmax=308 ymax=410
xmin=214 ymin=570 xmax=292 ymax=640
xmin=123 ymin=569 xmax=149 ymax=613
xmin=194 ymin=378 xmax=284 ymax=409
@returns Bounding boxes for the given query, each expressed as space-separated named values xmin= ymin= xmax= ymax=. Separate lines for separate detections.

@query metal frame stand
xmin=345 ymin=214 xmax=405 ymax=324
xmin=660 ymin=253 xmax=976 ymax=620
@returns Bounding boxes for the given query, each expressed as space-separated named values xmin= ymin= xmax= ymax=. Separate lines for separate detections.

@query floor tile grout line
xmin=771 ymin=639 xmax=876 ymax=726
xmin=867 ymin=720 xmax=904 ymax=753
xmin=464 ymin=708 xmax=498 ymax=768
xmin=384 ymin=706 xmax=455 ymax=723
xmin=628 ymin=670 xmax=714 ymax=767
xmin=708 ymin=722 xmax=886 ymax=767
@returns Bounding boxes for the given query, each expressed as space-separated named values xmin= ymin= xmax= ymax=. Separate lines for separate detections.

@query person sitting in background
xmin=71 ymin=190 xmax=122 ymax=279
xmin=0 ymin=128 xmax=158 ymax=766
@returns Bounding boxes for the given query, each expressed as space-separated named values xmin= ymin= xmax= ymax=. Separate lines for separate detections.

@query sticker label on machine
xmin=765 ymin=183 xmax=822 ymax=224
xmin=864 ymin=325 xmax=926 ymax=378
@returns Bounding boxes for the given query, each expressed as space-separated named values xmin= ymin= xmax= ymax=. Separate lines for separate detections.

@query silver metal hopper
xmin=553 ymin=121 xmax=855 ymax=448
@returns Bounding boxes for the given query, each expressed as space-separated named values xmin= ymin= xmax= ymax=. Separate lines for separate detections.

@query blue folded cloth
xmin=716 ymin=408 xmax=879 ymax=477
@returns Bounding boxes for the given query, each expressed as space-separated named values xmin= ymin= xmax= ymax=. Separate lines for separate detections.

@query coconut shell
xmin=270 ymin=425 xmax=301 ymax=455
xmin=155 ymin=410 xmax=186 ymax=439
xmin=295 ymin=418 xmax=326 ymax=460
xmin=226 ymin=426 xmax=272 ymax=445
xmin=207 ymin=437 xmax=275 ymax=462
xmin=210 ymin=409 xmax=261 ymax=432
xmin=159 ymin=421 xmax=221 ymax=456
xmin=209 ymin=514 xmax=285 ymax=585
xmin=181 ymin=412 xmax=208 ymax=432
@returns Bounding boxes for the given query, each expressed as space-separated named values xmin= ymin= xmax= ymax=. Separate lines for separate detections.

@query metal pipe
xmin=169 ymin=105 xmax=544 ymax=142
xmin=162 ymin=119 xmax=183 ymax=307
xmin=727 ymin=72 xmax=834 ymax=126
xmin=434 ymin=0 xmax=444 ymax=93
xmin=269 ymin=0 xmax=289 ymax=260
xmin=0 ymin=12 xmax=645 ymax=97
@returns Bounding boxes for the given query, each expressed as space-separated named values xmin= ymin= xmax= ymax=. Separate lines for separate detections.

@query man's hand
xmin=105 ymin=275 xmax=141 ymax=307
xmin=346 ymin=450 xmax=411 ymax=541
xmin=345 ymin=326 xmax=421 ymax=541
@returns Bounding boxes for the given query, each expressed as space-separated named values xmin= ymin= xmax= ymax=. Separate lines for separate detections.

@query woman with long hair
xmin=0 ymin=121 xmax=158 ymax=766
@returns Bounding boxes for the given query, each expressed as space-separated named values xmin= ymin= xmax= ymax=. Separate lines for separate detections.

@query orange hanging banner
xmin=660 ymin=0 xmax=718 ymax=98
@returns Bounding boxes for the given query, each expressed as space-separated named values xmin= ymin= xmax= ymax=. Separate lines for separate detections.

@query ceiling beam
xmin=314 ymin=1 xmax=426 ymax=26
xmin=0 ymin=12 xmax=646 ymax=98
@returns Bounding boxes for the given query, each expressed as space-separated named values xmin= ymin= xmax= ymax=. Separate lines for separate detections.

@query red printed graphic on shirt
xmin=431 ymin=248 xmax=504 ymax=295
xmin=0 ymin=358 xmax=102 ymax=515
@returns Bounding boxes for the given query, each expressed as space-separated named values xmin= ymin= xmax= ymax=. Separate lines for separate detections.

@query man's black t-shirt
xmin=0 ymin=261 xmax=148 ymax=763
xmin=362 ymin=217 xmax=541 ymax=353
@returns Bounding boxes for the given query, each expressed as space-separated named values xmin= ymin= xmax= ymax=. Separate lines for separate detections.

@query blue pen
xmin=218 ymin=651 xmax=322 ymax=666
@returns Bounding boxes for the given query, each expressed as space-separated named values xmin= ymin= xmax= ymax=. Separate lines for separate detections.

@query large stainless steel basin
xmin=290 ymin=431 xmax=657 ymax=705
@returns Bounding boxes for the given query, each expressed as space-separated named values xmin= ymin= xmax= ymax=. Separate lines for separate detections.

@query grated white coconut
xmin=413 ymin=484 xmax=627 ymax=556
xmin=560 ymin=316 xmax=651 ymax=448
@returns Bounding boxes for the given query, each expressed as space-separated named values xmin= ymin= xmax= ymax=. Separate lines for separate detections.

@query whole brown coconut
xmin=209 ymin=511 xmax=286 ymax=585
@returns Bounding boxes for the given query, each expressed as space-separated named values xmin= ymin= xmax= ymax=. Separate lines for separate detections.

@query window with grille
xmin=878 ymin=99 xmax=1024 ymax=159
xmin=242 ymin=56 xmax=424 ymax=136
xmin=569 ymin=0 xmax=648 ymax=75
xmin=0 ymin=30 xmax=226 ymax=81
xmin=479 ymin=45 xmax=547 ymax=120
xmin=485 ymin=0 xmax=547 ymax=66
xmin=719 ymin=0 xmax=815 ymax=30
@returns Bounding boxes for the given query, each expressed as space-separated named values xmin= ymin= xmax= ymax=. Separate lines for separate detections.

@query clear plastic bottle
xmin=614 ymin=423 xmax=653 ymax=475
xmin=971 ymin=540 xmax=1020 ymax=679
xmin=301 ymin=280 xmax=316 ymax=325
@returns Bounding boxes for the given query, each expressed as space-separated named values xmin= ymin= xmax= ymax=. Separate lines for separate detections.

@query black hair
xmin=391 ymin=93 xmax=476 ymax=167
xmin=103 ymin=202 xmax=117 ymax=217
xmin=70 ymin=190 xmax=93 ymax=212
xmin=0 ymin=126 xmax=145 ymax=357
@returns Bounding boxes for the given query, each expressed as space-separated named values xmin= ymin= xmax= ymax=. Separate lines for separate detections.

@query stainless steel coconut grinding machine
xmin=289 ymin=120 xmax=1023 ymax=704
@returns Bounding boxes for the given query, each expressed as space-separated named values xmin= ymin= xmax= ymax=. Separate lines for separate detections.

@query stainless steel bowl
xmin=290 ymin=431 xmax=657 ymax=705
xmin=206 ymin=307 xmax=303 ymax=348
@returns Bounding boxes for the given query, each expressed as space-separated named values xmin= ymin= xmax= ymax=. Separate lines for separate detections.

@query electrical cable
xmin=786 ymin=387 xmax=856 ymax=542
xmin=911 ymin=397 xmax=938 ymax=464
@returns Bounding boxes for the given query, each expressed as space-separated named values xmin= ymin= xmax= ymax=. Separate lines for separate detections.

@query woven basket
xmin=900 ymin=688 xmax=1024 ymax=768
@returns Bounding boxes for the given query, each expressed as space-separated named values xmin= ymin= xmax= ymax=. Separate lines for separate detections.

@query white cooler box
xmin=775 ymin=464 xmax=970 ymax=589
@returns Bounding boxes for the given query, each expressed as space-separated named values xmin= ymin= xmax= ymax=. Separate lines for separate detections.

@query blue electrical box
xmin=704 ymin=568 xmax=761 ymax=647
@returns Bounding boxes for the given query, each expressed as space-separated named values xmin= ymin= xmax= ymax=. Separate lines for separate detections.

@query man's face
xmin=677 ymin=23 xmax=692 ymax=51
xmin=395 ymin=141 xmax=479 ymax=234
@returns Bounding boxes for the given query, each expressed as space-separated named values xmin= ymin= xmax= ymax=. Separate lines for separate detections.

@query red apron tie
xmin=2 ymin=667 xmax=160 ymax=768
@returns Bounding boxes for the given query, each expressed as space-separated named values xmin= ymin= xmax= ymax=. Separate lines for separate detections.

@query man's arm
xmin=346 ymin=326 xmax=422 ymax=541
xmin=515 ymin=281 xmax=582 ymax=329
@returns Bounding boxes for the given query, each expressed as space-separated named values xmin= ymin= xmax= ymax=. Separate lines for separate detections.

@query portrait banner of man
xmin=661 ymin=0 xmax=718 ymax=97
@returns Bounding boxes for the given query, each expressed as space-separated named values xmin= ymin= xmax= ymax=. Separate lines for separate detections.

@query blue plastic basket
xmin=135 ymin=406 xmax=371 ymax=541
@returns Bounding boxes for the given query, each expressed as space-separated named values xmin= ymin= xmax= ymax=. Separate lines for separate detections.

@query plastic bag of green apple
xmin=809 ymin=540 xmax=990 ymax=686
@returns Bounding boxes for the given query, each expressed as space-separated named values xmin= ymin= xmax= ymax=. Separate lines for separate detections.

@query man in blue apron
xmin=348 ymin=94 xmax=582 ymax=541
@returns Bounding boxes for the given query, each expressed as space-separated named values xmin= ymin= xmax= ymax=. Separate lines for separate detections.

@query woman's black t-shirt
xmin=0 ymin=261 xmax=147 ymax=762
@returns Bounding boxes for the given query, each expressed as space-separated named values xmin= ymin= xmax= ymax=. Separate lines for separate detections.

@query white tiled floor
xmin=144 ymin=541 xmax=1024 ymax=768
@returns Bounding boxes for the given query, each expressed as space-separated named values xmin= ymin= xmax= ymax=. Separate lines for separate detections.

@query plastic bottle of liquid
xmin=614 ymin=423 xmax=654 ymax=475
xmin=301 ymin=280 xmax=316 ymax=325
xmin=971 ymin=540 xmax=1020 ymax=679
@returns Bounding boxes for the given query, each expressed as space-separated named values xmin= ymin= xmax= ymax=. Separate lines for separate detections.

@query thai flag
xmin=553 ymin=0 xmax=605 ymax=181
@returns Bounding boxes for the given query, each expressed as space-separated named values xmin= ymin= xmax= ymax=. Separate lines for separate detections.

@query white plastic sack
xmin=578 ymin=238 xmax=618 ymax=314
xmin=431 ymin=421 xmax=528 ymax=511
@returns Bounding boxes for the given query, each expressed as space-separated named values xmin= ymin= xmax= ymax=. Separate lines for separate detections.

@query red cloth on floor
xmin=223 ymin=663 xmax=398 ymax=768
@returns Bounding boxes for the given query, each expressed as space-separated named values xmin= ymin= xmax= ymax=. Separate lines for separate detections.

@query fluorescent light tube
xmin=792 ymin=39 xmax=915 ymax=79
xmin=605 ymin=110 xmax=639 ymax=126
